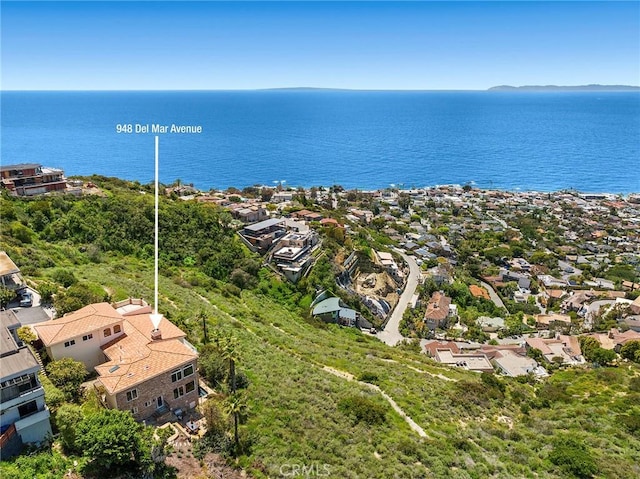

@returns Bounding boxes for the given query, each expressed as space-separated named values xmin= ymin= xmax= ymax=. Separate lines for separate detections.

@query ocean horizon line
xmin=2 ymin=85 xmax=640 ymax=93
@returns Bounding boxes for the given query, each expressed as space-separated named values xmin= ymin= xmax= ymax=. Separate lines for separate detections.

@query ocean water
xmin=1 ymin=90 xmax=639 ymax=193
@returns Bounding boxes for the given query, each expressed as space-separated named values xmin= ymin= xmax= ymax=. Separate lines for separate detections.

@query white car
xmin=19 ymin=292 xmax=33 ymax=307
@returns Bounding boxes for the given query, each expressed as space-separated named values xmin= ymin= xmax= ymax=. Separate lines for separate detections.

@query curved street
xmin=377 ymin=251 xmax=421 ymax=346
xmin=480 ymin=279 xmax=507 ymax=311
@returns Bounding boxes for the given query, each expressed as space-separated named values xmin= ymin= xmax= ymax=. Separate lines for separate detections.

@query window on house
xmin=183 ymin=364 xmax=194 ymax=377
xmin=131 ymin=407 xmax=138 ymax=414
xmin=64 ymin=339 xmax=76 ymax=347
xmin=185 ymin=381 xmax=195 ymax=394
xmin=173 ymin=386 xmax=185 ymax=399
xmin=18 ymin=400 xmax=38 ymax=418
xmin=82 ymin=334 xmax=93 ymax=341
xmin=114 ymin=324 xmax=122 ymax=334
xmin=171 ymin=370 xmax=182 ymax=383
xmin=104 ymin=328 xmax=111 ymax=337
xmin=144 ymin=401 xmax=152 ymax=407
xmin=126 ymin=389 xmax=138 ymax=402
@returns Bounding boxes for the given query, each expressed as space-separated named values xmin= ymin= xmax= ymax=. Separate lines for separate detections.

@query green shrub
xmin=549 ymin=436 xmax=598 ymax=478
xmin=51 ymin=269 xmax=78 ymax=287
xmin=357 ymin=372 xmax=379 ymax=384
xmin=338 ymin=395 xmax=387 ymax=425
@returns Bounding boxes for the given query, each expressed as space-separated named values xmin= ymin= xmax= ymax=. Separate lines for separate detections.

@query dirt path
xmin=322 ymin=366 xmax=428 ymax=438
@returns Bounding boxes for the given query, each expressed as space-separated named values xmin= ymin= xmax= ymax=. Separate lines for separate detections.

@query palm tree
xmin=225 ymin=392 xmax=247 ymax=452
xmin=213 ymin=333 xmax=241 ymax=393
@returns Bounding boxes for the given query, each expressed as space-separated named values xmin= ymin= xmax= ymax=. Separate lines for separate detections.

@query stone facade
xmin=110 ymin=359 xmax=199 ymax=421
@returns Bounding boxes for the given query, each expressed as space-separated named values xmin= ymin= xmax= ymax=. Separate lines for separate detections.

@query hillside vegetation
xmin=1 ymin=178 xmax=639 ymax=479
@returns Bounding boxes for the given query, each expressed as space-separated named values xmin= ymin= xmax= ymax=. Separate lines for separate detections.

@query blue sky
xmin=2 ymin=1 xmax=639 ymax=90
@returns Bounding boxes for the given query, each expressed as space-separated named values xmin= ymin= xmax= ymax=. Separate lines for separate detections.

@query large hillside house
xmin=1 ymin=310 xmax=52 ymax=457
xmin=34 ymin=301 xmax=199 ymax=421
xmin=0 ymin=163 xmax=67 ymax=196
xmin=424 ymin=291 xmax=454 ymax=331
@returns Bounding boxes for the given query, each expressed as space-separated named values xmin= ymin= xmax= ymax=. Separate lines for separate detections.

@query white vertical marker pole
xmin=151 ymin=135 xmax=162 ymax=330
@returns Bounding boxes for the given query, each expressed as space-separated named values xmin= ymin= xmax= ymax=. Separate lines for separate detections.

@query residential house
xmin=271 ymin=191 xmax=294 ymax=203
xmin=428 ymin=265 xmax=452 ymax=285
xmin=469 ymin=285 xmax=490 ymax=301
xmin=34 ymin=302 xmax=199 ymax=421
xmin=630 ymin=295 xmax=640 ymax=315
xmin=291 ymin=210 xmax=323 ymax=222
xmin=476 ymin=316 xmax=505 ymax=332
xmin=499 ymin=268 xmax=531 ymax=290
xmin=534 ymin=313 xmax=573 ymax=330
xmin=35 ymin=303 xmax=126 ymax=370
xmin=312 ymin=297 xmax=357 ymax=327
xmin=525 ymin=336 xmax=584 ymax=365
xmin=375 ymin=251 xmax=404 ymax=284
xmin=508 ymin=258 xmax=532 ymax=272
xmin=0 ymin=251 xmax=25 ymax=292
xmin=239 ymin=218 xmax=286 ymax=253
xmin=271 ymin=230 xmax=319 ymax=282
xmin=1 ymin=163 xmax=67 ymax=196
xmin=1 ymin=310 xmax=52 ymax=457
xmin=432 ymin=348 xmax=494 ymax=373
xmin=230 ymin=205 xmax=268 ymax=224
xmin=490 ymin=349 xmax=543 ymax=377
xmin=584 ymin=328 xmax=640 ymax=352
xmin=561 ymin=290 xmax=597 ymax=313
xmin=622 ymin=281 xmax=640 ymax=291
xmin=424 ymin=291 xmax=454 ymax=331
xmin=424 ymin=340 xmax=460 ymax=357
xmin=320 ymin=217 xmax=341 ymax=228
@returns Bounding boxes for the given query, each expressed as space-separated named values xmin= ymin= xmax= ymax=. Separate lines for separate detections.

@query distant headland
xmin=488 ymin=84 xmax=640 ymax=91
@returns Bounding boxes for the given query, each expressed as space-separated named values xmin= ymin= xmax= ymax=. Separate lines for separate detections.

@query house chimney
xmin=151 ymin=328 xmax=162 ymax=341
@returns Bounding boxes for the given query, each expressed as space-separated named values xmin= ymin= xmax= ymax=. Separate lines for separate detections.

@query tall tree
xmin=225 ymin=392 xmax=247 ymax=451
xmin=76 ymin=409 xmax=146 ymax=474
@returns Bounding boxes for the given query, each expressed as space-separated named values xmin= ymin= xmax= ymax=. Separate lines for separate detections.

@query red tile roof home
xmin=469 ymin=285 xmax=490 ymax=300
xmin=35 ymin=302 xmax=199 ymax=418
xmin=35 ymin=302 xmax=123 ymax=346
xmin=96 ymin=319 xmax=196 ymax=395
xmin=320 ymin=218 xmax=341 ymax=227
xmin=424 ymin=292 xmax=451 ymax=322
xmin=424 ymin=341 xmax=460 ymax=357
xmin=547 ymin=289 xmax=567 ymax=299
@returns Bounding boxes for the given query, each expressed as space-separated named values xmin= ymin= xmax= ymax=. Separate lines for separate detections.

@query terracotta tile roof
xmin=424 ymin=340 xmax=460 ymax=356
xmin=35 ymin=302 xmax=123 ymax=346
xmin=547 ymin=289 xmax=566 ymax=299
xmin=96 ymin=321 xmax=196 ymax=395
xmin=424 ymin=292 xmax=451 ymax=322
xmin=469 ymin=285 xmax=490 ymax=300
xmin=124 ymin=312 xmax=186 ymax=341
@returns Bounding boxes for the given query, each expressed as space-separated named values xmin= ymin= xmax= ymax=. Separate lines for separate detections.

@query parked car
xmin=19 ymin=292 xmax=33 ymax=307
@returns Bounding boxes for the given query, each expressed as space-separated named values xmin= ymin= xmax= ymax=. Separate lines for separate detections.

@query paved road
xmin=5 ymin=287 xmax=53 ymax=325
xmin=480 ymin=280 xmax=507 ymax=311
xmin=377 ymin=252 xmax=421 ymax=347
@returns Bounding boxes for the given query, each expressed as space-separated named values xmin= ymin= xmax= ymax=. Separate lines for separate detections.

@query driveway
xmin=479 ymin=280 xmax=507 ymax=311
xmin=5 ymin=287 xmax=53 ymax=325
xmin=377 ymin=251 xmax=421 ymax=346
